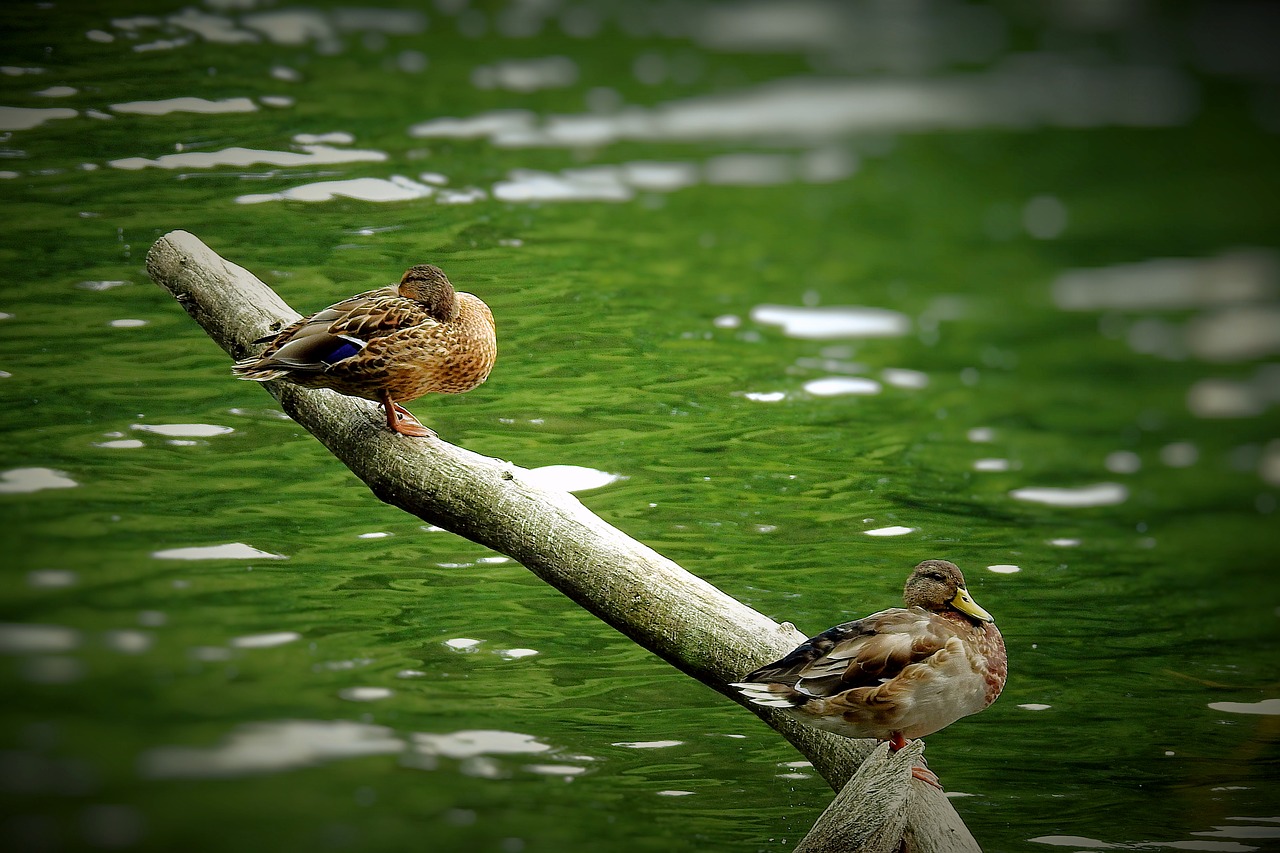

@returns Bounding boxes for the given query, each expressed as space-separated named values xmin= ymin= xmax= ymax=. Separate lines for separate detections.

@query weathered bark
xmin=795 ymin=741 xmax=918 ymax=853
xmin=146 ymin=230 xmax=982 ymax=853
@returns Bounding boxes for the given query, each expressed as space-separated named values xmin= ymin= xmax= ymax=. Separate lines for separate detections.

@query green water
xmin=2 ymin=2 xmax=1279 ymax=851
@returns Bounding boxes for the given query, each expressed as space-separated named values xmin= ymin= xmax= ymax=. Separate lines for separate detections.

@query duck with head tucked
xmin=233 ymin=264 xmax=496 ymax=437
xmin=732 ymin=560 xmax=1006 ymax=787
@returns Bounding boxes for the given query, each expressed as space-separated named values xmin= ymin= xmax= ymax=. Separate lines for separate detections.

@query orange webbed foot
xmin=888 ymin=733 xmax=942 ymax=789
xmin=382 ymin=397 xmax=437 ymax=438
xmin=911 ymin=766 xmax=943 ymax=789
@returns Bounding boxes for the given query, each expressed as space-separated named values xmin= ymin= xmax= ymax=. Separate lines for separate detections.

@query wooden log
xmin=145 ymin=230 xmax=982 ymax=853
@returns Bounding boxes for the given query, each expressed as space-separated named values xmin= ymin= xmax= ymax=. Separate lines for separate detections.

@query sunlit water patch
xmin=132 ymin=423 xmax=233 ymax=437
xmin=0 ymin=467 xmax=78 ymax=494
xmin=139 ymin=720 xmax=405 ymax=779
xmin=0 ymin=623 xmax=81 ymax=654
xmin=27 ymin=569 xmax=77 ymax=588
xmin=1052 ymin=250 xmax=1278 ymax=311
xmin=864 ymin=525 xmax=916 ymax=537
xmin=1208 ymin=698 xmax=1280 ymax=716
xmin=472 ymin=56 xmax=577 ymax=92
xmin=238 ymin=175 xmax=436 ymax=204
xmin=1009 ymin=483 xmax=1129 ymax=507
xmin=109 ymin=144 xmax=386 ymax=171
xmin=230 ymin=631 xmax=301 ymax=649
xmin=151 ymin=543 xmax=286 ymax=560
xmin=519 ymin=464 xmax=623 ymax=492
xmin=802 ymin=376 xmax=881 ymax=396
xmin=338 ymin=686 xmax=393 ymax=702
xmin=412 ymin=730 xmax=553 ymax=760
xmin=751 ymin=304 xmax=911 ymax=339
xmin=110 ymin=97 xmax=258 ymax=115
xmin=411 ymin=61 xmax=1193 ymax=150
xmin=0 ymin=106 xmax=77 ymax=131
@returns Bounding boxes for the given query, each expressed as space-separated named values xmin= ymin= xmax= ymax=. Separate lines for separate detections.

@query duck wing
xmin=249 ymin=287 xmax=439 ymax=372
xmin=744 ymin=607 xmax=955 ymax=699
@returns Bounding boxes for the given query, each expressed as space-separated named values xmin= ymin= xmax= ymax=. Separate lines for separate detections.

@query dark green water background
xmin=2 ymin=2 xmax=1278 ymax=851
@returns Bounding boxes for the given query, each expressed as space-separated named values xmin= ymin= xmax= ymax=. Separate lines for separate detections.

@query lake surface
xmin=2 ymin=1 xmax=1278 ymax=851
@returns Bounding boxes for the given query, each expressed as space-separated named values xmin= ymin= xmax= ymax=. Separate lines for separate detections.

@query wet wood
xmin=146 ymin=230 xmax=983 ymax=853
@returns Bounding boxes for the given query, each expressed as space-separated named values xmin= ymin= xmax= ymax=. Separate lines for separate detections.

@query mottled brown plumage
xmin=732 ymin=560 xmax=1006 ymax=787
xmin=232 ymin=264 xmax=495 ymax=437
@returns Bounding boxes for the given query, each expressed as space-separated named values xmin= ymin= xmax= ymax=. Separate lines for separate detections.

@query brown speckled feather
xmin=232 ymin=264 xmax=495 ymax=437
xmin=733 ymin=560 xmax=1006 ymax=743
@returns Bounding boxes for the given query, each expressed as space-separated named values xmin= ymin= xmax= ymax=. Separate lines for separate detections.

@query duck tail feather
xmin=729 ymin=681 xmax=807 ymax=709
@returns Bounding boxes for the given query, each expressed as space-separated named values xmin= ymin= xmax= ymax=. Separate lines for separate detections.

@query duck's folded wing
xmin=324 ymin=292 xmax=439 ymax=342
xmin=250 ymin=288 xmax=436 ymax=371
xmin=745 ymin=608 xmax=954 ymax=698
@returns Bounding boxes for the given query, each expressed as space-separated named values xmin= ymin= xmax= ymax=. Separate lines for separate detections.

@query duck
xmin=232 ymin=264 xmax=496 ymax=437
xmin=732 ymin=560 xmax=1006 ymax=787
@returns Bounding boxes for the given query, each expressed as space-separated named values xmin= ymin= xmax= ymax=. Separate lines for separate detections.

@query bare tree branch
xmin=146 ymin=230 xmax=982 ymax=853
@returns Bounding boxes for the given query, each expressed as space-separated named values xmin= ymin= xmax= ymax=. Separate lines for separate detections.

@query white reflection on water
xmin=152 ymin=543 xmax=286 ymax=560
xmin=338 ymin=686 xmax=393 ymax=702
xmin=0 ymin=623 xmax=81 ymax=654
xmin=1028 ymin=835 xmax=1116 ymax=848
xmin=1053 ymin=251 xmax=1278 ymax=311
xmin=231 ymin=631 xmax=301 ymax=649
xmin=1010 ymin=483 xmax=1128 ymax=507
xmin=612 ymin=740 xmax=683 ymax=749
xmin=752 ymin=304 xmax=911 ymax=339
xmin=413 ymin=730 xmax=552 ymax=759
xmin=1032 ymin=828 xmax=1268 ymax=851
xmin=27 ymin=569 xmax=77 ymax=588
xmin=1188 ymin=306 xmax=1280 ymax=362
xmin=1209 ymin=698 xmax=1280 ymax=715
xmin=1104 ymin=450 xmax=1142 ymax=474
xmin=139 ymin=720 xmax=405 ymax=779
xmin=0 ymin=467 xmax=78 ymax=494
xmin=103 ymin=629 xmax=153 ymax=654
xmin=293 ymin=131 xmax=352 ymax=145
xmin=473 ymin=56 xmax=577 ymax=92
xmin=0 ymin=106 xmax=77 ymax=131
xmin=1159 ymin=441 xmax=1199 ymax=468
xmin=238 ymin=175 xmax=434 ymax=205
xmin=104 ymin=7 xmax=425 ymax=51
xmin=881 ymin=367 xmax=928 ymax=389
xmin=803 ymin=376 xmax=881 ymax=397
xmin=520 ymin=464 xmax=623 ymax=493
xmin=864 ymin=525 xmax=915 ymax=537
xmin=132 ymin=423 xmax=233 ymax=437
xmin=1262 ymin=441 xmax=1280 ymax=487
xmin=494 ymin=167 xmax=631 ymax=202
xmin=413 ymin=61 xmax=1190 ymax=150
xmin=109 ymin=144 xmax=385 ymax=171
xmin=526 ymin=764 xmax=587 ymax=777
xmin=111 ymin=97 xmax=257 ymax=115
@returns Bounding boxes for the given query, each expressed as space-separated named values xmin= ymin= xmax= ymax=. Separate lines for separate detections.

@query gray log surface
xmin=146 ymin=230 xmax=982 ymax=853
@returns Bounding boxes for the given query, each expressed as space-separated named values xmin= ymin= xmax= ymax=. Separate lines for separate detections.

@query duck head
xmin=399 ymin=264 xmax=459 ymax=322
xmin=904 ymin=559 xmax=994 ymax=623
